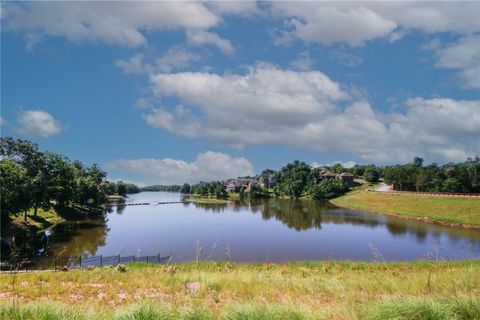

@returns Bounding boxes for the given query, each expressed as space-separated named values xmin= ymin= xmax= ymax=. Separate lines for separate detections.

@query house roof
xmin=320 ymin=170 xmax=336 ymax=177
xmin=338 ymin=172 xmax=353 ymax=176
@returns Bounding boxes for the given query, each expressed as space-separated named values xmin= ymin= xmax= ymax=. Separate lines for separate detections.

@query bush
xmin=309 ymin=179 xmax=349 ymax=200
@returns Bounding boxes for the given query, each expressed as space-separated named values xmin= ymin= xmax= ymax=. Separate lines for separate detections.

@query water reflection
xmin=20 ymin=192 xmax=480 ymax=267
xmin=33 ymin=218 xmax=108 ymax=268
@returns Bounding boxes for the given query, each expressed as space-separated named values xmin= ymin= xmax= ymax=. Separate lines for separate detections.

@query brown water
xmin=30 ymin=192 xmax=480 ymax=268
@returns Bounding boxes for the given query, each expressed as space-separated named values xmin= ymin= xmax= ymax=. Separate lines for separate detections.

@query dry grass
xmin=0 ymin=261 xmax=479 ymax=319
xmin=331 ymin=190 xmax=480 ymax=227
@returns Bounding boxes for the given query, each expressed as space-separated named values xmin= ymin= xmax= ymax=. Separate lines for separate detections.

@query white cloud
xmin=115 ymin=53 xmax=152 ymax=74
xmin=4 ymin=2 xmax=219 ymax=47
xmin=106 ymin=151 xmax=254 ymax=185
xmin=312 ymin=161 xmax=357 ymax=169
xmin=187 ymin=30 xmax=234 ymax=55
xmin=17 ymin=110 xmax=63 ymax=137
xmin=155 ymin=46 xmax=201 ymax=73
xmin=207 ymin=1 xmax=260 ymax=16
xmin=271 ymin=3 xmax=397 ymax=47
xmin=270 ymin=2 xmax=480 ymax=46
xmin=143 ymin=64 xmax=479 ymax=163
xmin=433 ymin=35 xmax=480 ymax=89
xmin=116 ymin=46 xmax=202 ymax=75
xmin=290 ymin=51 xmax=313 ymax=70
xmin=0 ymin=117 xmax=6 ymax=126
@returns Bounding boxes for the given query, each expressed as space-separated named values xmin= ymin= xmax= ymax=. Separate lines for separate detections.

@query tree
xmin=180 ymin=183 xmax=191 ymax=194
xmin=0 ymin=160 xmax=30 ymax=221
xmin=309 ymin=179 xmax=349 ymax=200
xmin=274 ymin=160 xmax=312 ymax=198
xmin=363 ymin=167 xmax=380 ymax=183
xmin=214 ymin=185 xmax=228 ymax=199
xmin=330 ymin=163 xmax=344 ymax=174
xmin=116 ymin=182 xmax=127 ymax=197
xmin=413 ymin=157 xmax=424 ymax=167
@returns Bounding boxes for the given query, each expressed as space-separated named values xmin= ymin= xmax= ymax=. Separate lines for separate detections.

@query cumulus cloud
xmin=106 ymin=151 xmax=254 ymax=185
xmin=270 ymin=3 xmax=397 ymax=47
xmin=116 ymin=47 xmax=201 ymax=75
xmin=290 ymin=51 xmax=313 ymax=70
xmin=17 ymin=110 xmax=63 ymax=137
xmin=432 ymin=35 xmax=480 ymax=89
xmin=142 ymin=64 xmax=479 ymax=163
xmin=186 ymin=30 xmax=234 ymax=55
xmin=156 ymin=46 xmax=202 ymax=73
xmin=207 ymin=1 xmax=260 ymax=16
xmin=3 ymin=2 xmax=219 ymax=47
xmin=270 ymin=2 xmax=480 ymax=46
xmin=115 ymin=53 xmax=152 ymax=74
xmin=0 ymin=117 xmax=6 ymax=126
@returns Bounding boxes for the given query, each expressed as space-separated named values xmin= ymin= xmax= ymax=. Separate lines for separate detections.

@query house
xmin=318 ymin=168 xmax=336 ymax=180
xmin=225 ymin=179 xmax=242 ymax=193
xmin=259 ymin=175 xmax=276 ymax=188
xmin=337 ymin=172 xmax=355 ymax=186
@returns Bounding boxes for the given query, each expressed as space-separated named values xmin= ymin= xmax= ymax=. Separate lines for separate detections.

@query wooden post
xmin=118 ymin=255 xmax=120 ymax=265
xmin=100 ymin=255 xmax=103 ymax=267
xmin=79 ymin=256 xmax=82 ymax=268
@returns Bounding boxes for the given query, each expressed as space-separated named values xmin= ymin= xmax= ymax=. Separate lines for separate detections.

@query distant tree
xmin=180 ymin=183 xmax=191 ymax=194
xmin=414 ymin=157 xmax=424 ymax=167
xmin=330 ymin=163 xmax=344 ymax=174
xmin=116 ymin=182 xmax=127 ymax=197
xmin=214 ymin=185 xmax=228 ymax=199
xmin=363 ymin=167 xmax=380 ymax=183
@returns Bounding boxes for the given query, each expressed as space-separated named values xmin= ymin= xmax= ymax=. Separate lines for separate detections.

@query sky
xmin=1 ymin=1 xmax=479 ymax=186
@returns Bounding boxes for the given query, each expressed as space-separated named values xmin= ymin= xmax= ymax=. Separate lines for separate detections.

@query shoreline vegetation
xmin=0 ymin=261 xmax=479 ymax=319
xmin=331 ymin=189 xmax=480 ymax=230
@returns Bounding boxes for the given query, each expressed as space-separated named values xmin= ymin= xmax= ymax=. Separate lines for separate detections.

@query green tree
xmin=180 ymin=183 xmax=191 ymax=194
xmin=309 ymin=179 xmax=349 ymax=200
xmin=363 ymin=167 xmax=380 ymax=183
xmin=275 ymin=160 xmax=312 ymax=198
xmin=214 ymin=185 xmax=228 ymax=199
xmin=116 ymin=182 xmax=127 ymax=197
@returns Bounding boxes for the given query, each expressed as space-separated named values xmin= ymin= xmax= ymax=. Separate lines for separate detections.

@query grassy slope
xmin=331 ymin=190 xmax=480 ymax=227
xmin=1 ymin=261 xmax=479 ymax=319
xmin=5 ymin=208 xmax=66 ymax=237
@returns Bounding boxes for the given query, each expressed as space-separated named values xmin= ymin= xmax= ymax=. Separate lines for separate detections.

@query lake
xmin=32 ymin=192 xmax=480 ymax=268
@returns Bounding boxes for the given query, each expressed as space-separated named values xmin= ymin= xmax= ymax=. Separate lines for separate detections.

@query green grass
xmin=1 ymin=261 xmax=479 ymax=319
xmin=331 ymin=190 xmax=480 ymax=227
xmin=365 ymin=298 xmax=480 ymax=320
xmin=10 ymin=208 xmax=66 ymax=234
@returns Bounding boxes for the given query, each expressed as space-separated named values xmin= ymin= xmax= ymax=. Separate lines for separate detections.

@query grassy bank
xmin=1 ymin=261 xmax=479 ymax=319
xmin=2 ymin=205 xmax=104 ymax=241
xmin=331 ymin=190 xmax=480 ymax=228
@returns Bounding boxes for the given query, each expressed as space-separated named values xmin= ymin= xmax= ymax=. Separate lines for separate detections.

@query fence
xmin=371 ymin=190 xmax=480 ymax=198
xmin=64 ymin=254 xmax=171 ymax=270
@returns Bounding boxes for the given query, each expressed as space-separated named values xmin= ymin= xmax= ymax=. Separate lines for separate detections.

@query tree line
xmin=382 ymin=157 xmax=480 ymax=192
xmin=141 ymin=185 xmax=182 ymax=192
xmin=0 ymin=138 xmax=132 ymax=223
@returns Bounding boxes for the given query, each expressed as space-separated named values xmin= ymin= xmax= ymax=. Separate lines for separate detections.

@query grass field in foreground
xmin=1 ymin=261 xmax=479 ymax=319
xmin=331 ymin=190 xmax=480 ymax=227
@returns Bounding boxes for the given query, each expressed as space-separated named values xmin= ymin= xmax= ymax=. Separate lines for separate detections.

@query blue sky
xmin=1 ymin=1 xmax=479 ymax=185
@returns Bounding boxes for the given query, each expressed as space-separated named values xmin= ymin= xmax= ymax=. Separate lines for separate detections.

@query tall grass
xmin=0 ymin=302 xmax=93 ymax=320
xmin=366 ymin=298 xmax=480 ymax=320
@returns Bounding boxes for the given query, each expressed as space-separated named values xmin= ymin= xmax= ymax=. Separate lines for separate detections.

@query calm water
xmin=32 ymin=192 xmax=480 ymax=268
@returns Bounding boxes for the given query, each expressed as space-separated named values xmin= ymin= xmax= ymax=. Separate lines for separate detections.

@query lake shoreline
xmin=331 ymin=190 xmax=480 ymax=231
